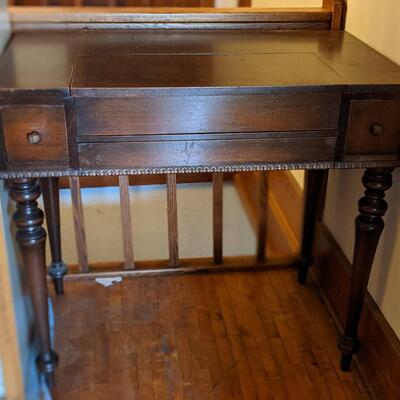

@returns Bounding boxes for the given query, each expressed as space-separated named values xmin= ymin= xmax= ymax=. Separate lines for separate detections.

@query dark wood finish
xmin=72 ymin=53 xmax=343 ymax=95
xmin=167 ymin=173 xmax=179 ymax=267
xmin=41 ymin=177 xmax=67 ymax=295
xmin=8 ymin=7 xmax=333 ymax=27
xmin=10 ymin=0 xmax=214 ymax=5
xmin=1 ymin=105 xmax=69 ymax=168
xmin=52 ymin=269 xmax=369 ymax=399
xmin=344 ymin=100 xmax=400 ymax=159
xmin=256 ymin=171 xmax=268 ymax=262
xmin=338 ymin=168 xmax=394 ymax=371
xmin=330 ymin=0 xmax=343 ymax=30
xmin=69 ymin=177 xmax=89 ymax=272
xmin=323 ymin=0 xmax=344 ymax=30
xmin=118 ymin=175 xmax=135 ymax=269
xmin=212 ymin=172 xmax=223 ymax=264
xmin=8 ymin=178 xmax=58 ymax=384
xmin=75 ymin=93 xmax=342 ymax=136
xmin=297 ymin=169 xmax=328 ymax=284
xmin=314 ymin=223 xmax=400 ymax=400
xmin=1 ymin=30 xmax=400 ymax=100
xmin=10 ymin=21 xmax=332 ymax=31
xmin=78 ymin=136 xmax=337 ymax=169
xmin=239 ymin=0 xmax=251 ymax=6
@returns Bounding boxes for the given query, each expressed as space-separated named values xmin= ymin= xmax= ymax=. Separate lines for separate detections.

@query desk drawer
xmin=79 ymin=136 xmax=336 ymax=169
xmin=76 ymin=93 xmax=342 ymax=137
xmin=1 ymin=105 xmax=69 ymax=167
xmin=344 ymin=100 xmax=400 ymax=159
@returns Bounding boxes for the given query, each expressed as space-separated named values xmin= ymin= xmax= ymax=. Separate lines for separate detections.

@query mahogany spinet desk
xmin=0 ymin=28 xmax=399 ymax=384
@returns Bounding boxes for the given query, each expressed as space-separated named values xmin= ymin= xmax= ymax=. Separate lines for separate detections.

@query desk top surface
xmin=0 ymin=29 xmax=400 ymax=98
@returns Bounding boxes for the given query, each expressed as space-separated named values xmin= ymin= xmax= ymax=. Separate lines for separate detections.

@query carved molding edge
xmin=1 ymin=160 xmax=399 ymax=179
xmin=0 ymin=162 xmax=334 ymax=179
xmin=335 ymin=160 xmax=400 ymax=169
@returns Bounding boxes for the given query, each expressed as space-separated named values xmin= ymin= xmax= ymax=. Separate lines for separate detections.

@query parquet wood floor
xmin=52 ymin=269 xmax=370 ymax=399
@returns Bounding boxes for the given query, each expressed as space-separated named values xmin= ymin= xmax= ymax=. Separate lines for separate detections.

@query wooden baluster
xmin=119 ymin=175 xmax=135 ymax=270
xmin=297 ymin=170 xmax=328 ymax=284
xmin=257 ymin=171 xmax=268 ymax=262
xmin=167 ymin=174 xmax=179 ymax=267
xmin=338 ymin=168 xmax=394 ymax=371
xmin=69 ymin=177 xmax=89 ymax=272
xmin=41 ymin=177 xmax=67 ymax=295
xmin=9 ymin=178 xmax=58 ymax=385
xmin=212 ymin=173 xmax=223 ymax=264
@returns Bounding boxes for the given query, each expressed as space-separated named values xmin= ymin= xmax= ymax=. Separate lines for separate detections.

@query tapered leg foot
xmin=41 ymin=178 xmax=67 ymax=296
xmin=297 ymin=256 xmax=311 ymax=284
xmin=38 ymin=350 xmax=59 ymax=386
xmin=9 ymin=178 xmax=59 ymax=382
xmin=48 ymin=261 xmax=67 ymax=295
xmin=337 ymin=336 xmax=360 ymax=371
xmin=296 ymin=170 xmax=328 ymax=284
xmin=338 ymin=168 xmax=394 ymax=371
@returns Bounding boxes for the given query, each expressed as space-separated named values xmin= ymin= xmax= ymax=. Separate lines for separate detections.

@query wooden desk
xmin=0 ymin=28 xmax=399 ymax=385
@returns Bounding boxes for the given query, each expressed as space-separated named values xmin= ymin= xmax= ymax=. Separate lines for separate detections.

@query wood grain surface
xmin=256 ymin=171 xmax=268 ymax=262
xmin=1 ymin=105 xmax=69 ymax=167
xmin=212 ymin=172 xmax=223 ymax=264
xmin=52 ymin=269 xmax=370 ymax=399
xmin=344 ymin=100 xmax=400 ymax=158
xmin=8 ymin=6 xmax=333 ymax=23
xmin=75 ymin=93 xmax=341 ymax=135
xmin=118 ymin=175 xmax=135 ymax=270
xmin=69 ymin=177 xmax=89 ymax=272
xmin=1 ymin=30 xmax=400 ymax=97
xmin=167 ymin=174 xmax=179 ymax=267
xmin=78 ymin=136 xmax=337 ymax=169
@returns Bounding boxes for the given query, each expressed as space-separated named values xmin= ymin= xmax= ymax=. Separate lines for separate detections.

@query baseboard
xmin=235 ymin=170 xmax=400 ymax=400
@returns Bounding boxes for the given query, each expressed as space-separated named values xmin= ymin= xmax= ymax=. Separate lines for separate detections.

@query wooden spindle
xmin=212 ymin=173 xmax=223 ymax=264
xmin=69 ymin=177 xmax=89 ymax=272
xmin=167 ymin=174 xmax=179 ymax=267
xmin=256 ymin=171 xmax=268 ymax=262
xmin=119 ymin=175 xmax=135 ymax=270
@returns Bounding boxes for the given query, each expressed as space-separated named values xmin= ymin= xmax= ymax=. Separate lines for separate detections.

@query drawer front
xmin=79 ymin=136 xmax=336 ymax=169
xmin=76 ymin=93 xmax=342 ymax=137
xmin=344 ymin=100 xmax=400 ymax=159
xmin=1 ymin=105 xmax=69 ymax=167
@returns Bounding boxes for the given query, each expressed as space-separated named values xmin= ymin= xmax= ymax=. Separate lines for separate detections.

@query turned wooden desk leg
xmin=338 ymin=167 xmax=394 ymax=371
xmin=297 ymin=169 xmax=328 ymax=284
xmin=9 ymin=178 xmax=58 ymax=384
xmin=41 ymin=177 xmax=67 ymax=295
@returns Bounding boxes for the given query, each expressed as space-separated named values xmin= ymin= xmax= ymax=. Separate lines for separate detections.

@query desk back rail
xmin=8 ymin=5 xmax=338 ymax=31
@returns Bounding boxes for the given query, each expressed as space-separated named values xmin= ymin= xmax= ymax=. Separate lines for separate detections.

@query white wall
xmin=325 ymin=0 xmax=400 ymax=338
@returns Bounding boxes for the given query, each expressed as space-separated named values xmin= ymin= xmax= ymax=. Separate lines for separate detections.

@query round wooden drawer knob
xmin=26 ymin=131 xmax=42 ymax=145
xmin=370 ymin=123 xmax=384 ymax=136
